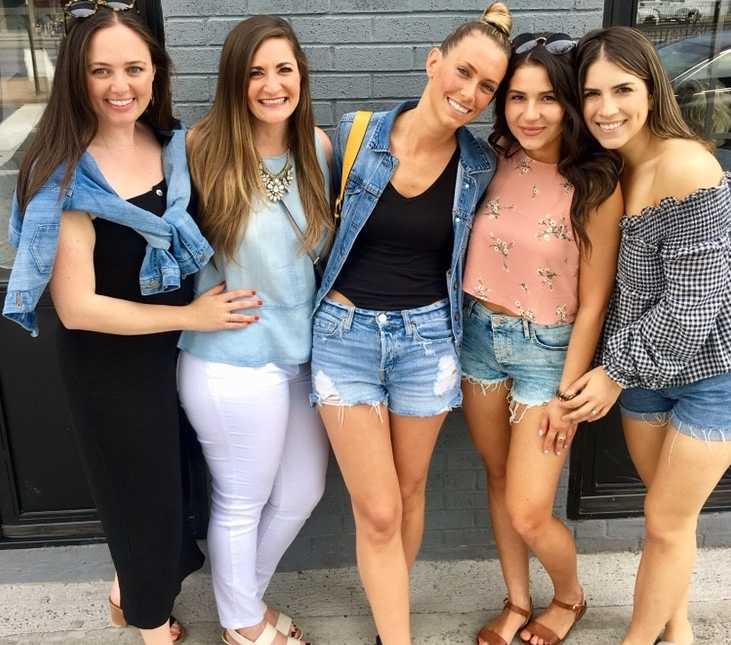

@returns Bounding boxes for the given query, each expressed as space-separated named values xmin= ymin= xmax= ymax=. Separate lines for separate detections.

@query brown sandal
xmin=477 ymin=597 xmax=533 ymax=645
xmin=108 ymin=597 xmax=186 ymax=642
xmin=520 ymin=597 xmax=587 ymax=645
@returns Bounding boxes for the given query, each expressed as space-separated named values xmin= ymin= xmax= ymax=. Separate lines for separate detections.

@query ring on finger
xmin=558 ymin=434 xmax=566 ymax=442
xmin=590 ymin=408 xmax=598 ymax=416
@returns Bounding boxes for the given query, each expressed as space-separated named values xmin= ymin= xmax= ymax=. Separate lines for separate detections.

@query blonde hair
xmin=187 ymin=16 xmax=332 ymax=261
xmin=441 ymin=2 xmax=513 ymax=58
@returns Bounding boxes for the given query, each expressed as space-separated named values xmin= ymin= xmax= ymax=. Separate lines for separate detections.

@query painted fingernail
xmin=544 ymin=449 xmax=549 ymax=454
xmin=538 ymin=430 xmax=545 ymax=437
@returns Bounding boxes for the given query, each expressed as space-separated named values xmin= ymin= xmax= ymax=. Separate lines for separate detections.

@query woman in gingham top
xmin=565 ymin=27 xmax=731 ymax=645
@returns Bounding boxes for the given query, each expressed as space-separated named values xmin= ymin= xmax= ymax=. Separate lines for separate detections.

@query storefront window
xmin=636 ymin=1 xmax=731 ymax=167
xmin=0 ymin=1 xmax=65 ymax=269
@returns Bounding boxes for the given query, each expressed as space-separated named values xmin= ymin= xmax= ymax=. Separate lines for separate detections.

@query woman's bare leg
xmin=391 ymin=412 xmax=446 ymax=570
xmin=624 ymin=417 xmax=693 ymax=644
xmin=622 ymin=429 xmax=731 ymax=645
xmin=463 ymin=381 xmax=532 ymax=644
xmin=320 ymin=404 xmax=410 ymax=645
xmin=505 ymin=407 xmax=582 ymax=645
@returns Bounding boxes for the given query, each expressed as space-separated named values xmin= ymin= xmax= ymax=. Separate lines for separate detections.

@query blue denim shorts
xmin=310 ymin=298 xmax=461 ymax=416
xmin=620 ymin=372 xmax=731 ymax=442
xmin=460 ymin=296 xmax=572 ymax=407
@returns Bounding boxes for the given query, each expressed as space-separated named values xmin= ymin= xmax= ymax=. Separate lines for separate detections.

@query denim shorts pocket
xmin=531 ymin=324 xmax=571 ymax=351
xmin=412 ymin=316 xmax=452 ymax=343
xmin=313 ymin=307 xmax=344 ymax=337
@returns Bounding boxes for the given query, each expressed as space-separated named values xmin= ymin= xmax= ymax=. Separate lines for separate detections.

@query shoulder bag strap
xmin=279 ymin=193 xmax=322 ymax=274
xmin=334 ymin=110 xmax=372 ymax=219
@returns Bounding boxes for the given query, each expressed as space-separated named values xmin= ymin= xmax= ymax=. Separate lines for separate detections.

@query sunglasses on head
xmin=513 ymin=34 xmax=577 ymax=56
xmin=64 ymin=0 xmax=136 ymax=18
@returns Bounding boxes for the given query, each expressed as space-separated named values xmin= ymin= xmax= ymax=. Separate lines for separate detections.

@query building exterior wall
xmin=160 ymin=0 xmax=731 ymax=570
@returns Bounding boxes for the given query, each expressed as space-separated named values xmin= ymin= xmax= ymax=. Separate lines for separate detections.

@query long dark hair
xmin=489 ymin=33 xmax=621 ymax=255
xmin=16 ymin=9 xmax=174 ymax=212
xmin=576 ymin=27 xmax=705 ymax=146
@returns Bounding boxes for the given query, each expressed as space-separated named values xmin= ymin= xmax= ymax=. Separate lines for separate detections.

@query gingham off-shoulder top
xmin=601 ymin=172 xmax=731 ymax=389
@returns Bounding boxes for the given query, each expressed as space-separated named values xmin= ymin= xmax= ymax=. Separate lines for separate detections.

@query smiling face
xmin=582 ymin=55 xmax=652 ymax=151
xmin=86 ymin=22 xmax=155 ymax=129
xmin=246 ymin=37 xmax=300 ymax=128
xmin=504 ymin=62 xmax=565 ymax=163
xmin=426 ymin=32 xmax=508 ymax=129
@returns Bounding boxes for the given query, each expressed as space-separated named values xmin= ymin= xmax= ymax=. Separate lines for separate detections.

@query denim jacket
xmin=3 ymin=127 xmax=213 ymax=336
xmin=314 ymin=100 xmax=496 ymax=345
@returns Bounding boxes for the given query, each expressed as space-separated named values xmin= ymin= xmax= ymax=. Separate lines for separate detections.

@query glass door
xmin=0 ymin=0 xmax=66 ymax=269
xmin=637 ymin=1 xmax=731 ymax=167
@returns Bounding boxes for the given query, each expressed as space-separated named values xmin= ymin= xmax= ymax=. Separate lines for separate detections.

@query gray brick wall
xmin=160 ymin=0 xmax=731 ymax=570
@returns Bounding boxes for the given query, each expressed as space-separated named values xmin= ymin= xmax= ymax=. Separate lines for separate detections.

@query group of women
xmin=3 ymin=1 xmax=730 ymax=644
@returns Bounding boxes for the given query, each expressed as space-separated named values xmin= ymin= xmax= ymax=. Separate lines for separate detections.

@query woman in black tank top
xmin=17 ymin=9 xmax=256 ymax=645
xmin=309 ymin=5 xmax=513 ymax=644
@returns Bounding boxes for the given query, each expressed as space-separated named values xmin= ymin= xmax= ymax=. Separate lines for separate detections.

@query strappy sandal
xmin=477 ymin=597 xmax=533 ymax=645
xmin=271 ymin=608 xmax=304 ymax=639
xmin=108 ymin=597 xmax=186 ymax=642
xmin=222 ymin=624 xmax=308 ymax=645
xmin=520 ymin=597 xmax=587 ymax=645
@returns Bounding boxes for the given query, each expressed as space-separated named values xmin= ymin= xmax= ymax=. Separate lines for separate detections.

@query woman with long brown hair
xmin=567 ymin=26 xmax=731 ymax=645
xmin=461 ymin=33 xmax=622 ymax=645
xmin=177 ymin=16 xmax=332 ymax=645
xmin=3 ymin=3 xmax=256 ymax=645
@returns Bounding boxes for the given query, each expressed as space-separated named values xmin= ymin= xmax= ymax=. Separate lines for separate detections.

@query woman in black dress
xmin=11 ymin=6 xmax=256 ymax=645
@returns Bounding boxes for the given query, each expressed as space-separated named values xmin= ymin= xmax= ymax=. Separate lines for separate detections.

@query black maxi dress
xmin=55 ymin=179 xmax=204 ymax=629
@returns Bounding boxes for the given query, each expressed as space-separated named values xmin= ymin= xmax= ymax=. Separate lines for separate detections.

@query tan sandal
xmin=477 ymin=597 xmax=533 ymax=645
xmin=108 ymin=597 xmax=186 ymax=642
xmin=520 ymin=597 xmax=587 ymax=645
xmin=223 ymin=624 xmax=308 ymax=645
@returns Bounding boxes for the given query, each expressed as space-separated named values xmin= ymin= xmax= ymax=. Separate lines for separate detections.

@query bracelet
xmin=556 ymin=390 xmax=576 ymax=401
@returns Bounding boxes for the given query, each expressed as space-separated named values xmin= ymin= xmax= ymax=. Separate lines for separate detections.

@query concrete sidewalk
xmin=0 ymin=546 xmax=729 ymax=644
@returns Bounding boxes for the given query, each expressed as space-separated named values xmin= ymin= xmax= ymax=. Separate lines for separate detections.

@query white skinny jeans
xmin=178 ymin=353 xmax=329 ymax=629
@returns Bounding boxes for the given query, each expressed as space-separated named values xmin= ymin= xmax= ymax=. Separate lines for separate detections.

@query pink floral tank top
xmin=464 ymin=149 xmax=578 ymax=325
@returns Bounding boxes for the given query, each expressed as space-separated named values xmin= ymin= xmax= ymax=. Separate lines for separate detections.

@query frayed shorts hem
xmin=310 ymin=395 xmax=460 ymax=418
xmin=620 ymin=407 xmax=729 ymax=442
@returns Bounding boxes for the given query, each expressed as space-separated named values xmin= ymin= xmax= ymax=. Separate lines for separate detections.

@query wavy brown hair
xmin=16 ymin=9 xmax=174 ymax=213
xmin=489 ymin=33 xmax=621 ymax=255
xmin=187 ymin=16 xmax=331 ymax=260
xmin=576 ymin=27 xmax=710 ymax=148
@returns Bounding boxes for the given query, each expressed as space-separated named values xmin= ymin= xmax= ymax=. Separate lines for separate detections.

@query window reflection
xmin=636 ymin=1 xmax=731 ymax=168
xmin=0 ymin=1 xmax=65 ymax=269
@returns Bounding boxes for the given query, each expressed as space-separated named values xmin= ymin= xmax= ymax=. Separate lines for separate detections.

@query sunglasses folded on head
xmin=513 ymin=33 xmax=577 ymax=56
xmin=64 ymin=0 xmax=136 ymax=18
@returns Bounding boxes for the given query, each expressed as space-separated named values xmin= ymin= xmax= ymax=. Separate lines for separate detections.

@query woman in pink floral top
xmin=460 ymin=33 xmax=623 ymax=645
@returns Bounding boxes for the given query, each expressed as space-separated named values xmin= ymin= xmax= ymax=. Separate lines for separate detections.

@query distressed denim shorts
xmin=310 ymin=298 xmax=461 ymax=417
xmin=620 ymin=371 xmax=731 ymax=442
xmin=460 ymin=296 xmax=572 ymax=407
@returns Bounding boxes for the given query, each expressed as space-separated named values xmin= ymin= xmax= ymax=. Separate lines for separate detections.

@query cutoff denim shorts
xmin=310 ymin=298 xmax=461 ymax=416
xmin=620 ymin=371 xmax=731 ymax=441
xmin=460 ymin=296 xmax=572 ymax=407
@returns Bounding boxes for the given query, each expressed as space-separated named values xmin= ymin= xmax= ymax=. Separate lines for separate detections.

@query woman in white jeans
xmin=177 ymin=15 xmax=333 ymax=645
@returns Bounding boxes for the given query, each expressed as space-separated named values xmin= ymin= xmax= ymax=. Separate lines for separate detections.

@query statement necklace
xmin=258 ymin=152 xmax=294 ymax=202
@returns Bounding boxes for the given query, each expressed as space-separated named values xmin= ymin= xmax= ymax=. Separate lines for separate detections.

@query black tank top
xmin=333 ymin=149 xmax=459 ymax=310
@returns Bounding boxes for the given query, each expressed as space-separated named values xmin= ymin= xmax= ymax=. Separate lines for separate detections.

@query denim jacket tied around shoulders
xmin=314 ymin=100 xmax=497 ymax=346
xmin=3 ymin=127 xmax=213 ymax=337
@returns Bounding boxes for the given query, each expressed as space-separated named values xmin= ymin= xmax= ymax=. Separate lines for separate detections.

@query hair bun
xmin=481 ymin=2 xmax=513 ymax=37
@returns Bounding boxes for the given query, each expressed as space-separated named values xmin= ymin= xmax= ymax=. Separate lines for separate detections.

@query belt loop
xmin=465 ymin=295 xmax=477 ymax=318
xmin=522 ymin=317 xmax=530 ymax=339
xmin=343 ymin=305 xmax=355 ymax=331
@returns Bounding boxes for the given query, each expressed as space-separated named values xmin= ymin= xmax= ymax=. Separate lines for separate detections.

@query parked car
xmin=639 ymin=0 xmax=710 ymax=24
xmin=657 ymin=29 xmax=731 ymax=166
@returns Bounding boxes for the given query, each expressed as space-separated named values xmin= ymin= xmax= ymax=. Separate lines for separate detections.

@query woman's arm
xmin=562 ymin=154 xmax=729 ymax=422
xmin=50 ymin=210 xmax=259 ymax=335
xmin=540 ymin=184 xmax=624 ymax=454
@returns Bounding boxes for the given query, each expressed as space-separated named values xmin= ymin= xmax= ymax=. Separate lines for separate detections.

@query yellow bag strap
xmin=335 ymin=110 xmax=372 ymax=218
